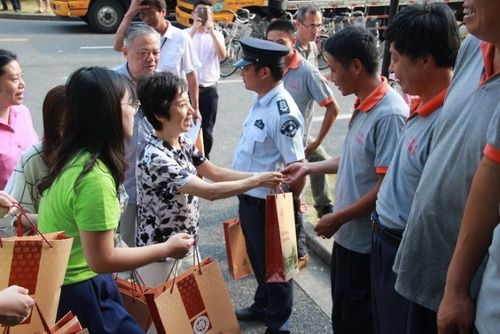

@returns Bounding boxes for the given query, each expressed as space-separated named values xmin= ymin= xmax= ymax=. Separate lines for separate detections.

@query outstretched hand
xmin=281 ymin=162 xmax=308 ymax=184
xmin=0 ymin=191 xmax=16 ymax=218
xmin=256 ymin=172 xmax=284 ymax=188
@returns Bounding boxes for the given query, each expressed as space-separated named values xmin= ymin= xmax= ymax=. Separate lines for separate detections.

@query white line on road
xmin=0 ymin=38 xmax=28 ymax=42
xmin=219 ymin=79 xmax=242 ymax=84
xmin=313 ymin=113 xmax=352 ymax=121
xmin=80 ymin=46 xmax=114 ymax=50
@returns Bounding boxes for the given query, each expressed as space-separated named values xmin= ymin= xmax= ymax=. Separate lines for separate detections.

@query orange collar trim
xmin=284 ymin=49 xmax=301 ymax=75
xmin=354 ymin=77 xmax=390 ymax=113
xmin=480 ymin=41 xmax=499 ymax=84
xmin=409 ymin=88 xmax=447 ymax=118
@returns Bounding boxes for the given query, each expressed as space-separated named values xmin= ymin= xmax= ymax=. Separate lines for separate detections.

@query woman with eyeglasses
xmin=37 ymin=67 xmax=194 ymax=334
xmin=0 ymin=49 xmax=38 ymax=192
xmin=135 ymin=71 xmax=283 ymax=286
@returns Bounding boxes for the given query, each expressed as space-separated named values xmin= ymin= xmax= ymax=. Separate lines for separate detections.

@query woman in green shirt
xmin=37 ymin=67 xmax=194 ymax=334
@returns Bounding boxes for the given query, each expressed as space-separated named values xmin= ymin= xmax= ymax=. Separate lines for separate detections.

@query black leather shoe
xmin=235 ymin=306 xmax=265 ymax=321
xmin=317 ymin=204 xmax=334 ymax=218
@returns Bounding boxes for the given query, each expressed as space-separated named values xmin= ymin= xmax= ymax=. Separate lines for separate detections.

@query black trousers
xmin=199 ymin=85 xmax=218 ymax=159
xmin=371 ymin=222 xmax=409 ymax=334
xmin=238 ymin=194 xmax=293 ymax=331
xmin=1 ymin=0 xmax=20 ymax=10
xmin=331 ymin=242 xmax=373 ymax=334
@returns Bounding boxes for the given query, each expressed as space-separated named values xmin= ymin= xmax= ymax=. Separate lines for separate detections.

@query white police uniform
xmin=232 ymin=84 xmax=305 ymax=198
xmin=231 ymin=38 xmax=304 ymax=333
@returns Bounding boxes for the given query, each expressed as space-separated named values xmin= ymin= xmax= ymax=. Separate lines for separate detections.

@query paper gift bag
xmin=145 ymin=257 xmax=240 ymax=334
xmin=0 ymin=232 xmax=73 ymax=334
xmin=223 ymin=217 xmax=253 ymax=280
xmin=265 ymin=192 xmax=299 ymax=282
xmin=115 ymin=272 xmax=153 ymax=331
xmin=42 ymin=309 xmax=88 ymax=334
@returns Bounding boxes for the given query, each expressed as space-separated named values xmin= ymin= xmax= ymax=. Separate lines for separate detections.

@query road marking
xmin=0 ymin=38 xmax=28 ymax=42
xmin=80 ymin=46 xmax=114 ymax=50
xmin=219 ymin=78 xmax=242 ymax=84
xmin=313 ymin=114 xmax=352 ymax=121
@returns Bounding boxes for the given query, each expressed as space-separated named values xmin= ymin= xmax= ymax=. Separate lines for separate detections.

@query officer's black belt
xmin=371 ymin=213 xmax=402 ymax=247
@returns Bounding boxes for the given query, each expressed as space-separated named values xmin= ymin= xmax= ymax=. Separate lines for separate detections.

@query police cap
xmin=233 ymin=37 xmax=290 ymax=68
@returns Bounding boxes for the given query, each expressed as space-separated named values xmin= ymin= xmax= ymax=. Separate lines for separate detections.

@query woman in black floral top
xmin=136 ymin=72 xmax=283 ymax=285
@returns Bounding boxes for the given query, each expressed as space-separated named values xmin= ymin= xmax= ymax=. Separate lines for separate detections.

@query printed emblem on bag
xmin=193 ymin=314 xmax=211 ymax=334
xmin=277 ymin=99 xmax=290 ymax=115
xmin=177 ymin=274 xmax=213 ymax=333
xmin=280 ymin=118 xmax=299 ymax=137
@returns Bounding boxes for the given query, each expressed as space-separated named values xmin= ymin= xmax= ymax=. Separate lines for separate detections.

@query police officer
xmin=232 ymin=38 xmax=305 ymax=334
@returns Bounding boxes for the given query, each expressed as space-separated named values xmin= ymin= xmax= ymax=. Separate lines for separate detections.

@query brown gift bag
xmin=223 ymin=217 xmax=253 ymax=280
xmin=0 ymin=206 xmax=73 ymax=334
xmin=265 ymin=192 xmax=299 ymax=283
xmin=145 ymin=256 xmax=240 ymax=334
xmin=42 ymin=308 xmax=88 ymax=334
xmin=115 ymin=271 xmax=153 ymax=331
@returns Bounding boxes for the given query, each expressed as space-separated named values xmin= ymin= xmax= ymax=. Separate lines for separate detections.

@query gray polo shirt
xmin=295 ymin=40 xmax=319 ymax=68
xmin=393 ymin=36 xmax=500 ymax=311
xmin=334 ymin=78 xmax=408 ymax=254
xmin=376 ymin=90 xmax=446 ymax=230
xmin=282 ymin=50 xmax=335 ymax=142
xmin=475 ymin=104 xmax=500 ymax=333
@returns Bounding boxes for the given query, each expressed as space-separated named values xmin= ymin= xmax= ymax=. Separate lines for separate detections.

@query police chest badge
xmin=254 ymin=119 xmax=265 ymax=129
xmin=280 ymin=117 xmax=300 ymax=137
xmin=277 ymin=99 xmax=290 ymax=115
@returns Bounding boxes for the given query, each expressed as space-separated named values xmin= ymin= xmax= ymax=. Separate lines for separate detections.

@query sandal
xmin=35 ymin=9 xmax=42 ymax=13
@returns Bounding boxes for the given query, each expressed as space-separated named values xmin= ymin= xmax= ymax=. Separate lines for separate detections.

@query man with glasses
xmin=295 ymin=5 xmax=323 ymax=68
xmin=113 ymin=24 xmax=160 ymax=249
xmin=294 ymin=5 xmax=335 ymax=220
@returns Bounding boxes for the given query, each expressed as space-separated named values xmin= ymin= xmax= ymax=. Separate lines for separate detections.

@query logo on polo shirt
xmin=407 ymin=138 xmax=417 ymax=155
xmin=356 ymin=132 xmax=364 ymax=144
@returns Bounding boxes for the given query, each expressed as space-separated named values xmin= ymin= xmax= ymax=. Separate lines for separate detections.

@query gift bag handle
xmin=270 ymin=185 xmax=286 ymax=197
xmin=164 ymin=235 xmax=203 ymax=294
xmin=0 ymin=204 xmax=53 ymax=249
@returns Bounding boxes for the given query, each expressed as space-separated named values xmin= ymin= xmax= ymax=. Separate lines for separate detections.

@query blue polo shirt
xmin=394 ymin=36 xmax=500 ymax=311
xmin=232 ymin=83 xmax=305 ymax=199
xmin=375 ymin=89 xmax=446 ymax=230
xmin=334 ymin=78 xmax=408 ymax=254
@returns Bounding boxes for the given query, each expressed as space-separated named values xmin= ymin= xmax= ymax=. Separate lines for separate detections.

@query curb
xmin=0 ymin=12 xmax=79 ymax=21
xmin=304 ymin=220 xmax=332 ymax=267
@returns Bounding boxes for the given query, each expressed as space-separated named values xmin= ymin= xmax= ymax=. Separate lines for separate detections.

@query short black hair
xmin=141 ymin=0 xmax=166 ymax=11
xmin=0 ymin=49 xmax=17 ymax=76
xmin=266 ymin=19 xmax=295 ymax=38
xmin=254 ymin=63 xmax=284 ymax=82
xmin=137 ymin=71 xmax=187 ymax=131
xmin=193 ymin=0 xmax=211 ymax=9
xmin=385 ymin=3 xmax=460 ymax=68
xmin=324 ymin=26 xmax=379 ymax=75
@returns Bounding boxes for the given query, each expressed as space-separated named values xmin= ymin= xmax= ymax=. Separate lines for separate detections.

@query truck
xmin=175 ymin=0 xmax=465 ymax=30
xmin=49 ymin=0 xmax=176 ymax=33
xmin=49 ymin=0 xmax=464 ymax=34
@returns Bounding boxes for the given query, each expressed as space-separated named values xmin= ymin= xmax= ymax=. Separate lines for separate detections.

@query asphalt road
xmin=0 ymin=18 xmax=357 ymax=333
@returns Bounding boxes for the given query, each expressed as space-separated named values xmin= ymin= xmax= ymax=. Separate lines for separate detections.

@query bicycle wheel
xmin=220 ymin=39 xmax=241 ymax=78
xmin=316 ymin=35 xmax=329 ymax=70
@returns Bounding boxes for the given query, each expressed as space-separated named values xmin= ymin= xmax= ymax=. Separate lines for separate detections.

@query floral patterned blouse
xmin=136 ymin=134 xmax=205 ymax=249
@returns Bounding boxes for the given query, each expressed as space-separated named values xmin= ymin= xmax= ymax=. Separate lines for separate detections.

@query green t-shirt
xmin=38 ymin=152 xmax=120 ymax=285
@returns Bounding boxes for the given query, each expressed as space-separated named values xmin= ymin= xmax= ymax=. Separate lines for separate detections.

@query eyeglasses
xmin=298 ymin=20 xmax=322 ymax=31
xmin=122 ymin=101 xmax=141 ymax=114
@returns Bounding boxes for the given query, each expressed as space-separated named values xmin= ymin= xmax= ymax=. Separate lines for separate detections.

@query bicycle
xmin=218 ymin=8 xmax=266 ymax=78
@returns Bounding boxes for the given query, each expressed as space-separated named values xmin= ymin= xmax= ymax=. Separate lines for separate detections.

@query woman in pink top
xmin=0 ymin=49 xmax=38 ymax=189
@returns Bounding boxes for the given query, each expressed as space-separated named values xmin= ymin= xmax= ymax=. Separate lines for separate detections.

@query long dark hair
xmin=42 ymin=85 xmax=66 ymax=167
xmin=39 ymin=67 xmax=129 ymax=194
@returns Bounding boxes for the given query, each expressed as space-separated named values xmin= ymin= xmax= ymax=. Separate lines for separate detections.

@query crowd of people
xmin=0 ymin=0 xmax=499 ymax=333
